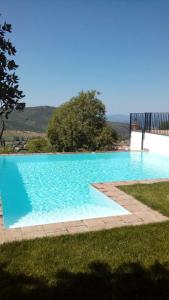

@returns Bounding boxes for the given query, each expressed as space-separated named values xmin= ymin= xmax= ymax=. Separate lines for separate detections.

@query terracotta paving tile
xmin=133 ymin=211 xmax=153 ymax=219
xmin=4 ymin=231 xmax=23 ymax=242
xmin=103 ymin=216 xmax=125 ymax=224
xmin=83 ymin=219 xmax=105 ymax=226
xmin=0 ymin=226 xmax=4 ymax=232
xmin=67 ymin=225 xmax=89 ymax=234
xmin=21 ymin=225 xmax=44 ymax=233
xmin=123 ymin=205 xmax=143 ymax=213
xmin=104 ymin=193 xmax=116 ymax=198
xmin=121 ymin=214 xmax=143 ymax=222
xmin=22 ymin=231 xmax=46 ymax=240
xmin=0 ymin=233 xmax=5 ymax=244
xmin=84 ymin=224 xmax=107 ymax=231
xmin=62 ymin=220 xmax=84 ymax=227
xmin=157 ymin=215 xmax=168 ymax=221
xmin=126 ymin=220 xmax=146 ymax=226
xmin=4 ymin=236 xmax=21 ymax=243
xmin=43 ymin=223 xmax=66 ymax=231
xmin=105 ymin=221 xmax=126 ymax=229
xmin=5 ymin=228 xmax=22 ymax=234
xmin=45 ymin=230 xmax=68 ymax=236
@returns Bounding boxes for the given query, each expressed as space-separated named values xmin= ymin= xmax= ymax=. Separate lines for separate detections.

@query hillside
xmin=108 ymin=122 xmax=129 ymax=138
xmin=6 ymin=106 xmax=55 ymax=133
xmin=4 ymin=106 xmax=129 ymax=138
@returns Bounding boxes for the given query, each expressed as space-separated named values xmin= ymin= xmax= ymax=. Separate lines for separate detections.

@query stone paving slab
xmin=0 ymin=178 xmax=168 ymax=244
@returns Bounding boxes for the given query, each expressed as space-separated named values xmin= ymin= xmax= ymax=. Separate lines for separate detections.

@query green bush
xmin=0 ymin=146 xmax=14 ymax=154
xmin=27 ymin=137 xmax=50 ymax=153
xmin=48 ymin=90 xmax=118 ymax=152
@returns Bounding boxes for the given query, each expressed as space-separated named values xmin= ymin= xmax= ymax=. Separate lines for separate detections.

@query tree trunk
xmin=0 ymin=118 xmax=5 ymax=146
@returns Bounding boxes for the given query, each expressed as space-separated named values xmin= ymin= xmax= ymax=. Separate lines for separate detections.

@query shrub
xmin=0 ymin=146 xmax=14 ymax=154
xmin=27 ymin=137 xmax=50 ymax=153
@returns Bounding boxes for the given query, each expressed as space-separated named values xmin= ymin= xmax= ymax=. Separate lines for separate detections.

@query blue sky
xmin=1 ymin=0 xmax=169 ymax=114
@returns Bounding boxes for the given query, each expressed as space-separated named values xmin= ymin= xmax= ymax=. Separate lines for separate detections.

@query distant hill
xmin=107 ymin=114 xmax=129 ymax=123
xmin=5 ymin=106 xmax=130 ymax=138
xmin=108 ymin=122 xmax=130 ymax=138
xmin=6 ymin=106 xmax=55 ymax=133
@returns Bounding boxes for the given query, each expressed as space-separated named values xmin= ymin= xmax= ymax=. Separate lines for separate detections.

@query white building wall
xmin=130 ymin=131 xmax=169 ymax=155
xmin=144 ymin=132 xmax=169 ymax=155
xmin=130 ymin=131 xmax=142 ymax=151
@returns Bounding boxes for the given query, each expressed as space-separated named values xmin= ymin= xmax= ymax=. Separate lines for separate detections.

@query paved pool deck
xmin=0 ymin=178 xmax=168 ymax=244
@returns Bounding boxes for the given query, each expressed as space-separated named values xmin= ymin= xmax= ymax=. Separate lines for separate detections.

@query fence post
xmin=141 ymin=113 xmax=147 ymax=150
xmin=149 ymin=113 xmax=152 ymax=132
xmin=129 ymin=113 xmax=132 ymax=148
xmin=129 ymin=113 xmax=132 ymax=137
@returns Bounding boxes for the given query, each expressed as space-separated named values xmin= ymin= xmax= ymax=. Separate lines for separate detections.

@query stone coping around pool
xmin=0 ymin=149 xmax=130 ymax=156
xmin=0 ymin=178 xmax=168 ymax=244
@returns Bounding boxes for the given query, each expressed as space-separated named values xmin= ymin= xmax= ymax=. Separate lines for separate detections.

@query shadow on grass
xmin=1 ymin=260 xmax=169 ymax=299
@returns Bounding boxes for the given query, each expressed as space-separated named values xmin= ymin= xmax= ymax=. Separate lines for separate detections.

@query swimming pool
xmin=1 ymin=151 xmax=169 ymax=228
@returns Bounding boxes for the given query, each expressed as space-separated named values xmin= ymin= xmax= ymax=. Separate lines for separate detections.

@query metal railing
xmin=130 ymin=112 xmax=169 ymax=136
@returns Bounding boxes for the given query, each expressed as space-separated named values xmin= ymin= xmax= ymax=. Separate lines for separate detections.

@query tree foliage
xmin=48 ymin=91 xmax=117 ymax=151
xmin=0 ymin=20 xmax=25 ymax=140
xmin=159 ymin=121 xmax=169 ymax=130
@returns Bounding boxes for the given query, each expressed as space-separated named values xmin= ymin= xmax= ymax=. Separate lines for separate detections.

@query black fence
xmin=130 ymin=112 xmax=169 ymax=136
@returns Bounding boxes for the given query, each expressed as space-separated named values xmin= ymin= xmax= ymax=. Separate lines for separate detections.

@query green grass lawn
xmin=119 ymin=181 xmax=169 ymax=217
xmin=1 ymin=182 xmax=169 ymax=299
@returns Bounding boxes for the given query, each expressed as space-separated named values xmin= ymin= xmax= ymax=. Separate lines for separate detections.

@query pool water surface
xmin=0 ymin=151 xmax=169 ymax=228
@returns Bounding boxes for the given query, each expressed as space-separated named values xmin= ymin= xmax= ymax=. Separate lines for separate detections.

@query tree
xmin=0 ymin=20 xmax=25 ymax=142
xmin=48 ymin=90 xmax=117 ymax=152
xmin=159 ymin=121 xmax=169 ymax=130
xmin=95 ymin=123 xmax=118 ymax=150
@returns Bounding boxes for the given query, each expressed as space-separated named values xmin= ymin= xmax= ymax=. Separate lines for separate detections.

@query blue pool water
xmin=1 ymin=151 xmax=169 ymax=228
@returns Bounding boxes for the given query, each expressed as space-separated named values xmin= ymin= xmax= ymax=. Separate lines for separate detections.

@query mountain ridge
xmin=5 ymin=106 xmax=129 ymax=137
